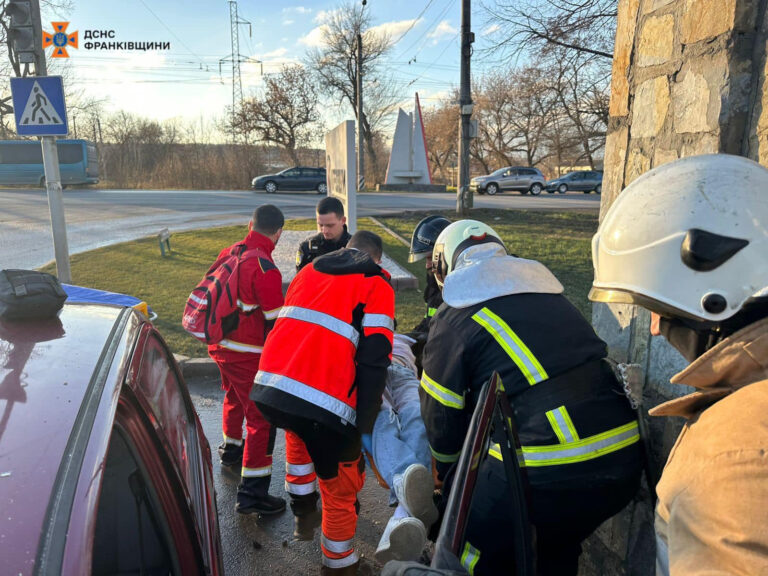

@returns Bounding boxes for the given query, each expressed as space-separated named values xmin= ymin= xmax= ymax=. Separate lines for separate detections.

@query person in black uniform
xmin=418 ymin=220 xmax=642 ymax=576
xmin=408 ymin=216 xmax=451 ymax=336
xmin=296 ymin=196 xmax=352 ymax=271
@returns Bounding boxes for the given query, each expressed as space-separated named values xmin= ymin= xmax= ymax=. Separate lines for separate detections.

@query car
xmin=251 ymin=166 xmax=328 ymax=194
xmin=0 ymin=302 xmax=224 ymax=576
xmin=469 ymin=166 xmax=546 ymax=196
xmin=545 ymin=170 xmax=604 ymax=194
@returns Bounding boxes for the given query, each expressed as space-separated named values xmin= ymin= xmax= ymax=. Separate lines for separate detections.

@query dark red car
xmin=0 ymin=302 xmax=223 ymax=576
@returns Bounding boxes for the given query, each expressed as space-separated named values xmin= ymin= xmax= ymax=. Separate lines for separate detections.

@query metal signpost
xmin=325 ymin=120 xmax=358 ymax=233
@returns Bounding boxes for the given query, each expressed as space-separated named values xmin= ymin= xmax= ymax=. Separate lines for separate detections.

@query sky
xmin=39 ymin=0 xmax=505 ymax=133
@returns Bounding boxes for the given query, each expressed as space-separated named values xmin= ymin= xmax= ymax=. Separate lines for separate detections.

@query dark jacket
xmin=295 ymin=227 xmax=352 ymax=272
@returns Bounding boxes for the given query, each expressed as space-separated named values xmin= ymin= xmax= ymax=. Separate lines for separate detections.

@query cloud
xmin=427 ymin=20 xmax=457 ymax=43
xmin=261 ymin=47 xmax=289 ymax=59
xmin=283 ymin=19 xmax=295 ymax=26
xmin=314 ymin=9 xmax=335 ymax=24
xmin=483 ymin=24 xmax=500 ymax=35
xmin=283 ymin=6 xmax=312 ymax=14
xmin=302 ymin=17 xmax=422 ymax=48
xmin=369 ymin=18 xmax=421 ymax=43
xmin=299 ymin=25 xmax=329 ymax=47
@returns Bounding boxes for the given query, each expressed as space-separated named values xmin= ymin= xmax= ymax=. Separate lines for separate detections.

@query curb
xmin=174 ymin=354 xmax=221 ymax=379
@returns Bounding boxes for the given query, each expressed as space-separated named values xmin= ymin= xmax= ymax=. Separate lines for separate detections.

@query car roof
xmin=0 ymin=303 xmax=137 ymax=576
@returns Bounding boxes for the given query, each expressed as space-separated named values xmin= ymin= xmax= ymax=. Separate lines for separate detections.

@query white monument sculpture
xmin=384 ymin=93 xmax=433 ymax=185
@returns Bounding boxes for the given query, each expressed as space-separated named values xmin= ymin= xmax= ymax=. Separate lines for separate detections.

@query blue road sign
xmin=10 ymin=76 xmax=68 ymax=136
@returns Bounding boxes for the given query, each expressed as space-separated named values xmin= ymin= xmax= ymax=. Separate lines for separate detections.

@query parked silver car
xmin=545 ymin=170 xmax=603 ymax=194
xmin=470 ymin=166 xmax=546 ymax=196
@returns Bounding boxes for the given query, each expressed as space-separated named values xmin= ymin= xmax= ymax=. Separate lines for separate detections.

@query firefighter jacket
xmin=253 ymin=248 xmax=395 ymax=436
xmin=651 ymin=317 xmax=768 ymax=575
xmin=296 ymin=227 xmax=352 ymax=271
xmin=421 ymin=290 xmax=642 ymax=486
xmin=208 ymin=230 xmax=284 ymax=362
xmin=412 ymin=270 xmax=444 ymax=335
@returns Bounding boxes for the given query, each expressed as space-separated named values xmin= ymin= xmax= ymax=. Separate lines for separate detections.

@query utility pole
xmin=456 ymin=0 xmax=474 ymax=215
xmin=356 ymin=30 xmax=365 ymax=192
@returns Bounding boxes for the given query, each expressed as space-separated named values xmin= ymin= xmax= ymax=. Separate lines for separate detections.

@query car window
xmin=520 ymin=168 xmax=537 ymax=176
xmin=283 ymin=168 xmax=299 ymax=177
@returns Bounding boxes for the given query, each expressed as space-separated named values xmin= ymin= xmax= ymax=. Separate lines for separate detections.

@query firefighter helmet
xmin=589 ymin=153 xmax=768 ymax=323
xmin=432 ymin=220 xmax=506 ymax=286
xmin=408 ymin=216 xmax=452 ymax=262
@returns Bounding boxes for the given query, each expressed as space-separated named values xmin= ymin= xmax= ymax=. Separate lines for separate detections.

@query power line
xmin=136 ymin=0 xmax=208 ymax=68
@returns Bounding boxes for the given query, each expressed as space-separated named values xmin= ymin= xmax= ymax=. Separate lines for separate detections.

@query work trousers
xmin=462 ymin=456 xmax=640 ymax=576
xmin=258 ymin=404 xmax=365 ymax=570
xmin=216 ymin=356 xmax=275 ymax=478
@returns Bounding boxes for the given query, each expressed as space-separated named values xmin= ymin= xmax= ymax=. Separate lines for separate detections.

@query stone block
xmin=642 ymin=0 xmax=676 ymax=14
xmin=682 ymin=0 xmax=736 ymax=44
xmin=601 ymin=125 xmax=630 ymax=210
xmin=625 ymin=146 xmax=652 ymax=185
xmin=653 ymin=148 xmax=679 ymax=167
xmin=672 ymin=71 xmax=712 ymax=133
xmin=637 ymin=14 xmax=676 ymax=67
xmin=632 ymin=76 xmax=670 ymax=138
xmin=680 ymin=133 xmax=720 ymax=156
xmin=610 ymin=0 xmax=642 ymax=118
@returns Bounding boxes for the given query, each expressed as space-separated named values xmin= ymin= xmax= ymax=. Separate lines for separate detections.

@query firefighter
xmin=296 ymin=196 xmax=352 ymax=271
xmin=208 ymin=204 xmax=286 ymax=515
xmin=589 ymin=154 xmax=768 ymax=574
xmin=252 ymin=230 xmax=395 ymax=575
xmin=407 ymin=215 xmax=451 ymax=336
xmin=419 ymin=220 xmax=642 ymax=575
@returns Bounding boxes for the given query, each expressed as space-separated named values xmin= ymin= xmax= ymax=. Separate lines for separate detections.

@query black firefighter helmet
xmin=409 ymin=216 xmax=451 ymax=263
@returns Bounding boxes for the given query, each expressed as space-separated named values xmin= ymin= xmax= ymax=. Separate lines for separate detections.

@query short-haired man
xmin=296 ymin=196 xmax=352 ymax=271
xmin=208 ymin=204 xmax=287 ymax=515
xmin=252 ymin=230 xmax=395 ymax=574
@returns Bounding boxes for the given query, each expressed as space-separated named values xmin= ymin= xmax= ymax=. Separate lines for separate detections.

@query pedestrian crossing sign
xmin=10 ymin=76 xmax=68 ymax=136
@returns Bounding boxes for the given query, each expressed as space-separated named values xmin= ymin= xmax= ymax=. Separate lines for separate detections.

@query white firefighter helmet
xmin=589 ymin=153 xmax=768 ymax=323
xmin=432 ymin=220 xmax=506 ymax=286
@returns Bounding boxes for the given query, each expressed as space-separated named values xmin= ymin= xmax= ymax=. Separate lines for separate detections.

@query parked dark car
xmin=545 ymin=170 xmax=603 ymax=194
xmin=252 ymin=166 xmax=327 ymax=194
xmin=0 ymin=303 xmax=223 ymax=576
xmin=470 ymin=166 xmax=546 ymax=196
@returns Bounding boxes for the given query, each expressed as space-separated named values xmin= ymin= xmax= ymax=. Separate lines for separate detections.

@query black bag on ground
xmin=0 ymin=269 xmax=67 ymax=320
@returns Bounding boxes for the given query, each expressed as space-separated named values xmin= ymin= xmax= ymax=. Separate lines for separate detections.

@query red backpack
xmin=182 ymin=243 xmax=256 ymax=345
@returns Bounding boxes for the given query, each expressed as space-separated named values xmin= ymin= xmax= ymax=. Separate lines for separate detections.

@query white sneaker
xmin=392 ymin=463 xmax=438 ymax=530
xmin=375 ymin=515 xmax=426 ymax=564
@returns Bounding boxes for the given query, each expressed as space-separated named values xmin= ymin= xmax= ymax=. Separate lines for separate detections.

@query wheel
xmin=485 ymin=183 xmax=498 ymax=196
xmin=529 ymin=183 xmax=543 ymax=196
xmin=265 ymin=181 xmax=277 ymax=194
xmin=595 ymin=184 xmax=602 ymax=194
xmin=583 ymin=189 xmax=591 ymax=194
xmin=316 ymin=182 xmax=328 ymax=195
xmin=558 ymin=184 xmax=568 ymax=194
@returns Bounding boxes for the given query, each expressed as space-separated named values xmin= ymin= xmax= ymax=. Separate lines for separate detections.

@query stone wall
xmin=583 ymin=0 xmax=768 ymax=573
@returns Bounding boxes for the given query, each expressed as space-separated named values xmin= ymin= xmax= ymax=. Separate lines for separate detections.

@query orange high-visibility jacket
xmin=253 ymin=248 xmax=395 ymax=435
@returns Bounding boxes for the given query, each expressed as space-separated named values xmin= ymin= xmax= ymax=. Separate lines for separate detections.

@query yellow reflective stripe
xmin=427 ymin=307 xmax=438 ymax=317
xmin=461 ymin=541 xmax=481 ymax=575
xmin=471 ymin=307 xmax=548 ymax=386
xmin=546 ymin=406 xmax=579 ymax=444
xmin=430 ymin=445 xmax=461 ymax=463
xmin=420 ymin=371 xmax=465 ymax=409
xmin=490 ymin=421 xmax=639 ymax=467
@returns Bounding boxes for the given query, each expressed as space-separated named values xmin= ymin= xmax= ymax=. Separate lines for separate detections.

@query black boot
xmin=218 ymin=441 xmax=243 ymax=469
xmin=236 ymin=476 xmax=286 ymax=515
xmin=291 ymin=492 xmax=321 ymax=540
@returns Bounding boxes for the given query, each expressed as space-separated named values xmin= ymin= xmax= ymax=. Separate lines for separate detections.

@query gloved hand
xmin=361 ymin=433 xmax=373 ymax=455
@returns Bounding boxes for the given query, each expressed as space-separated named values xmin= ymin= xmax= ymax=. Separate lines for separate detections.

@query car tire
xmin=595 ymin=184 xmax=602 ymax=194
xmin=558 ymin=184 xmax=568 ymax=194
xmin=583 ymin=189 xmax=591 ymax=194
xmin=317 ymin=182 xmax=328 ymax=195
xmin=529 ymin=183 xmax=543 ymax=196
xmin=485 ymin=183 xmax=499 ymax=196
xmin=265 ymin=181 xmax=277 ymax=194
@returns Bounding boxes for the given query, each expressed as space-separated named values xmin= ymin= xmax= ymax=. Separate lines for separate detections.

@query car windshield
xmin=490 ymin=168 xmax=507 ymax=176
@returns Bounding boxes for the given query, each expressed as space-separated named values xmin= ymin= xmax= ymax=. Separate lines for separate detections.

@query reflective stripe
xmin=286 ymin=462 xmax=315 ymax=476
xmin=188 ymin=331 xmax=206 ymax=339
xmin=322 ymin=551 xmax=359 ymax=568
xmin=427 ymin=307 xmax=438 ymax=317
xmin=420 ymin=372 xmax=465 ymax=409
xmin=279 ymin=306 xmax=359 ymax=347
xmin=222 ymin=434 xmax=243 ymax=446
xmin=263 ymin=306 xmax=281 ymax=320
xmin=490 ymin=421 xmax=640 ymax=467
xmin=546 ymin=406 xmax=579 ymax=444
xmin=188 ymin=293 xmax=207 ymax=306
xmin=430 ymin=445 xmax=461 ymax=463
xmin=472 ymin=307 xmax=548 ymax=386
xmin=461 ymin=541 xmax=481 ymax=575
xmin=362 ymin=313 xmax=394 ymax=331
xmin=218 ymin=339 xmax=264 ymax=354
xmin=322 ymin=535 xmax=354 ymax=554
xmin=285 ymin=479 xmax=317 ymax=495
xmin=237 ymin=299 xmax=259 ymax=312
xmin=241 ymin=465 xmax=272 ymax=478
xmin=255 ymin=371 xmax=357 ymax=426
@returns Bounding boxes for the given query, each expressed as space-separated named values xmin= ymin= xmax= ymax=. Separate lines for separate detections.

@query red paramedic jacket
xmin=208 ymin=229 xmax=284 ymax=362
xmin=252 ymin=248 xmax=395 ymax=435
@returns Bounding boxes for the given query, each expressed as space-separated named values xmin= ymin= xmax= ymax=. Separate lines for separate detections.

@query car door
xmin=585 ymin=171 xmax=602 ymax=190
xmin=571 ymin=172 xmax=587 ymax=191
xmin=499 ymin=168 xmax=517 ymax=191
xmin=281 ymin=168 xmax=301 ymax=189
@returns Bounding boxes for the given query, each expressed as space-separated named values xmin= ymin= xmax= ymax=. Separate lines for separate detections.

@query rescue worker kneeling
xmin=420 ymin=221 xmax=643 ymax=575
xmin=251 ymin=230 xmax=395 ymax=575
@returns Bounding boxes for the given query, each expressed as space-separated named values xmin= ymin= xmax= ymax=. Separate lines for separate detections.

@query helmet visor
xmin=589 ymin=286 xmax=705 ymax=322
xmin=408 ymin=251 xmax=429 ymax=263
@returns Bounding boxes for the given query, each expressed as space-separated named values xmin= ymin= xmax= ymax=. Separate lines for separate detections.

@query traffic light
xmin=6 ymin=0 xmax=36 ymax=64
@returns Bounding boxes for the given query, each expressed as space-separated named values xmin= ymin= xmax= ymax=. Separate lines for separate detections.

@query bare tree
xmin=423 ymin=98 xmax=459 ymax=184
xmin=229 ymin=65 xmax=323 ymax=165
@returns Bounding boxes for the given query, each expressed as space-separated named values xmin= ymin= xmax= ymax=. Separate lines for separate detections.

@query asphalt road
xmin=187 ymin=373 xmax=395 ymax=576
xmin=0 ymin=187 xmax=600 ymax=270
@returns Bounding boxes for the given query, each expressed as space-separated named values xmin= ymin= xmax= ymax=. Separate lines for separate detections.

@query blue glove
xmin=361 ymin=433 xmax=373 ymax=454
